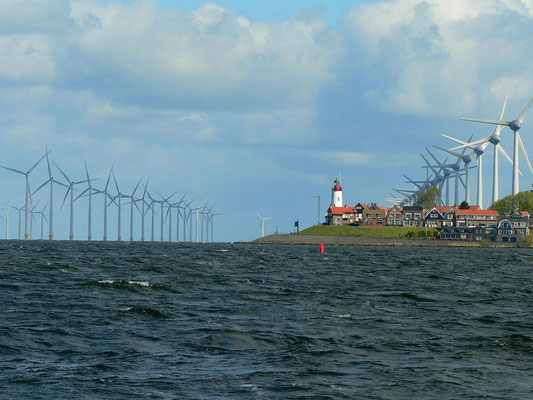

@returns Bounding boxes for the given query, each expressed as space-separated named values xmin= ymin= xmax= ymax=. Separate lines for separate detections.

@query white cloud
xmin=341 ymin=0 xmax=533 ymax=116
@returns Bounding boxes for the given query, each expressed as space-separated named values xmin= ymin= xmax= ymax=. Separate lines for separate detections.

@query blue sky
xmin=0 ymin=0 xmax=533 ymax=242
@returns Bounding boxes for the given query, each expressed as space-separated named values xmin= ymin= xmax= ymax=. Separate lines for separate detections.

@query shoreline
xmin=247 ymin=234 xmax=531 ymax=248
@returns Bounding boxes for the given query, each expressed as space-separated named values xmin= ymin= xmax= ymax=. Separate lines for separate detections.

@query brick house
xmin=326 ymin=206 xmax=358 ymax=226
xmin=362 ymin=203 xmax=387 ymax=226
xmin=455 ymin=209 xmax=498 ymax=228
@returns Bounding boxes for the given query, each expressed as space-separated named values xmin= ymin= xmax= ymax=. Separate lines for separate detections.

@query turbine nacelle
xmin=489 ymin=135 xmax=501 ymax=145
xmin=473 ymin=146 xmax=485 ymax=157
xmin=509 ymin=120 xmax=521 ymax=132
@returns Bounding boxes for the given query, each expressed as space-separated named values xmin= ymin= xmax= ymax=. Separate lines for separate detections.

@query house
xmin=326 ymin=206 xmax=358 ymax=226
xmin=362 ymin=203 xmax=387 ymax=226
xmin=436 ymin=206 xmax=456 ymax=227
xmin=402 ymin=206 xmax=424 ymax=227
xmin=439 ymin=226 xmax=473 ymax=240
xmin=354 ymin=203 xmax=368 ymax=223
xmin=455 ymin=209 xmax=499 ymax=228
xmin=424 ymin=207 xmax=445 ymax=228
xmin=387 ymin=205 xmax=403 ymax=226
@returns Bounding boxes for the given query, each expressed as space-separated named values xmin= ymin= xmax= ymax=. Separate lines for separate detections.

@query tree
xmin=459 ymin=201 xmax=469 ymax=209
xmin=490 ymin=191 xmax=533 ymax=214
xmin=414 ymin=187 xmax=442 ymax=209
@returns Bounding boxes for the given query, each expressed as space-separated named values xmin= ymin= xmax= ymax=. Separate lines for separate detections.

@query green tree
xmin=459 ymin=201 xmax=469 ymax=209
xmin=414 ymin=187 xmax=442 ymax=209
xmin=490 ymin=191 xmax=533 ymax=214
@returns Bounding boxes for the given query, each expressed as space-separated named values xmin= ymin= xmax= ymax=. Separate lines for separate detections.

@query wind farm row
xmin=391 ymin=95 xmax=533 ymax=209
xmin=0 ymin=151 xmax=222 ymax=242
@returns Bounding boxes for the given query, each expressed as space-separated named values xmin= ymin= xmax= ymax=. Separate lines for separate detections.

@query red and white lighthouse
xmin=331 ymin=178 xmax=343 ymax=207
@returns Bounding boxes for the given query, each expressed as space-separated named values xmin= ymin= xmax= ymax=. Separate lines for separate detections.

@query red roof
xmin=329 ymin=207 xmax=357 ymax=215
xmin=436 ymin=206 xmax=455 ymax=214
xmin=455 ymin=209 xmax=499 ymax=216
xmin=522 ymin=211 xmax=530 ymax=216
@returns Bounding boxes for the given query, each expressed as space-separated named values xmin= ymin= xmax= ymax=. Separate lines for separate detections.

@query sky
xmin=1 ymin=0 xmax=533 ymax=242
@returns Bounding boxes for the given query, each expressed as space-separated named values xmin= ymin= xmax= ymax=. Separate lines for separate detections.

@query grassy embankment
xmin=300 ymin=225 xmax=438 ymax=239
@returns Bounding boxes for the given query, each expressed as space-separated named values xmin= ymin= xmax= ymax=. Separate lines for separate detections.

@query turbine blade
xmin=441 ymin=134 xmax=468 ymax=145
xmin=256 ymin=212 xmax=263 ymax=219
xmin=32 ymin=178 xmax=52 ymax=196
xmin=74 ymin=187 xmax=90 ymax=202
xmin=517 ymin=98 xmax=533 ymax=124
xmin=113 ymin=171 xmax=119 ymax=193
xmin=460 ymin=118 xmax=510 ymax=127
xmin=449 ymin=137 xmax=490 ymax=151
xmin=434 ymin=145 xmax=462 ymax=158
xmin=60 ymin=187 xmax=71 ymax=211
xmin=0 ymin=165 xmax=25 ymax=175
xmin=518 ymin=132 xmax=533 ymax=175
xmin=53 ymin=161 xmax=70 ymax=183
xmin=46 ymin=151 xmax=52 ymax=178
xmin=498 ymin=144 xmax=514 ymax=165
xmin=132 ymin=177 xmax=143 ymax=196
xmin=105 ymin=167 xmax=113 ymax=191
xmin=28 ymin=150 xmax=51 ymax=174
xmin=84 ymin=160 xmax=91 ymax=183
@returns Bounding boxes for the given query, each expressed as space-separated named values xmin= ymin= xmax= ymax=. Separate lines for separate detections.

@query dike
xmin=247 ymin=234 xmax=525 ymax=248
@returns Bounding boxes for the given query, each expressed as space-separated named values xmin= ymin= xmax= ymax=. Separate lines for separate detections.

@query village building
xmin=455 ymin=208 xmax=498 ymax=228
xmin=386 ymin=205 xmax=403 ymax=226
xmin=326 ymin=207 xmax=358 ymax=226
xmin=402 ymin=206 xmax=424 ymax=227
xmin=362 ymin=203 xmax=387 ymax=226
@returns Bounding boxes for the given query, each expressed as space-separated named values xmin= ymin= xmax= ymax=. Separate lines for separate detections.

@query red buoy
xmin=320 ymin=243 xmax=325 ymax=254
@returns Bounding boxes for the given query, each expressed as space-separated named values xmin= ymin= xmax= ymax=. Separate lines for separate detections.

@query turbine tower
xmin=256 ymin=212 xmax=271 ymax=238
xmin=462 ymin=97 xmax=533 ymax=195
xmin=0 ymin=150 xmax=49 ymax=240
xmin=54 ymin=161 xmax=89 ymax=240
xmin=33 ymin=152 xmax=68 ymax=240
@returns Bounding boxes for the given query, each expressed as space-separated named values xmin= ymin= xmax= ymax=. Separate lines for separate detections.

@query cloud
xmin=340 ymin=0 xmax=533 ymax=117
xmin=313 ymin=151 xmax=374 ymax=166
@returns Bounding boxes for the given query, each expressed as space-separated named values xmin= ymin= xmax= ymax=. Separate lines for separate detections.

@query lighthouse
xmin=331 ymin=178 xmax=343 ymax=207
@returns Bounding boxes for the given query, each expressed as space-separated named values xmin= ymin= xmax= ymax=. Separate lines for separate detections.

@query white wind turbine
xmin=0 ymin=199 xmax=14 ymax=239
xmin=54 ymin=161 xmax=89 ymax=241
xmin=433 ymin=136 xmax=475 ymax=204
xmin=0 ymin=150 xmax=50 ymax=240
xmin=33 ymin=152 xmax=68 ymax=240
xmin=256 ymin=212 xmax=271 ymax=238
xmin=449 ymin=94 xmax=516 ymax=204
xmin=128 ymin=178 xmax=143 ymax=242
xmin=156 ymin=192 xmax=176 ymax=242
xmin=420 ymin=152 xmax=450 ymax=205
xmin=73 ymin=161 xmax=98 ymax=241
xmin=112 ymin=172 xmax=130 ymax=241
xmin=171 ymin=194 xmax=187 ymax=242
xmin=425 ymin=148 xmax=467 ymax=205
xmin=462 ymin=97 xmax=533 ymax=195
xmin=0 ymin=199 xmax=14 ymax=240
xmin=93 ymin=169 xmax=115 ymax=241
xmin=12 ymin=205 xmax=24 ymax=240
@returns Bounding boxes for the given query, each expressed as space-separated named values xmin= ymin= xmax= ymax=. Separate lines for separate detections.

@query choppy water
xmin=1 ymin=242 xmax=533 ymax=399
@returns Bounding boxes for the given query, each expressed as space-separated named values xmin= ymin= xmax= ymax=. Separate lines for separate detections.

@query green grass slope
xmin=300 ymin=225 xmax=437 ymax=239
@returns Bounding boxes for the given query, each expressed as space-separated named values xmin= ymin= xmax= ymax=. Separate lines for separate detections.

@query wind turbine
xmin=156 ymin=192 xmax=176 ymax=242
xmin=54 ymin=161 xmax=89 ymax=241
xmin=0 ymin=199 xmax=15 ymax=239
xmin=256 ymin=212 xmax=271 ymax=238
xmin=73 ymin=161 xmax=98 ymax=241
xmin=182 ymin=197 xmax=196 ymax=242
xmin=128 ymin=177 xmax=143 ymax=242
xmin=112 ymin=172 xmax=130 ymax=241
xmin=170 ymin=193 xmax=187 ymax=242
xmin=425 ymin=148 xmax=466 ymax=205
xmin=32 ymin=203 xmax=48 ymax=240
xmin=0 ymin=150 xmax=50 ymax=240
xmin=32 ymin=152 xmax=68 ymax=240
xmin=434 ymin=135 xmax=475 ymax=204
xmin=12 ymin=205 xmax=24 ymax=240
xmin=92 ymin=169 xmax=115 ymax=241
xmin=450 ymin=94 xmax=516 ymax=203
xmin=462 ymin=97 xmax=533 ymax=195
